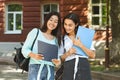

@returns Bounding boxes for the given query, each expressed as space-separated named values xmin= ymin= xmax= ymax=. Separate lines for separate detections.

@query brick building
xmin=0 ymin=0 xmax=90 ymax=42
xmin=0 ymin=0 xmax=110 ymax=57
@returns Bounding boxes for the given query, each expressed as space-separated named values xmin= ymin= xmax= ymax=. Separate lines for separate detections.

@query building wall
xmin=0 ymin=0 xmax=97 ymax=57
xmin=60 ymin=0 xmax=88 ymax=25
xmin=0 ymin=0 xmax=108 ymax=59
xmin=0 ymin=0 xmax=88 ymax=42
xmin=0 ymin=1 xmax=5 ymax=41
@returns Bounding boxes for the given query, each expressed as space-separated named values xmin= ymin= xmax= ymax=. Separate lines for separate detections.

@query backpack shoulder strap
xmin=31 ymin=28 xmax=39 ymax=50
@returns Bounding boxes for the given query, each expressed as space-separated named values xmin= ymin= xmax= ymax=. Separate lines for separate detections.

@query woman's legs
xmin=63 ymin=59 xmax=75 ymax=80
xmin=62 ymin=58 xmax=92 ymax=80
xmin=75 ymin=58 xmax=92 ymax=80
xmin=40 ymin=65 xmax=54 ymax=80
xmin=28 ymin=64 xmax=54 ymax=80
xmin=28 ymin=64 xmax=39 ymax=80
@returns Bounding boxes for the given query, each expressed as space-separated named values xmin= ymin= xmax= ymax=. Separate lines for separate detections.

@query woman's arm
xmin=78 ymin=44 xmax=95 ymax=58
xmin=22 ymin=28 xmax=38 ymax=58
xmin=22 ymin=28 xmax=44 ymax=60
xmin=73 ymin=38 xmax=95 ymax=59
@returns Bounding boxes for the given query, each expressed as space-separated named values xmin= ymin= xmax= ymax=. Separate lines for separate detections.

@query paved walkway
xmin=0 ymin=64 xmax=28 ymax=80
xmin=0 ymin=56 xmax=119 ymax=80
xmin=0 ymin=56 xmax=27 ymax=80
xmin=0 ymin=64 xmax=99 ymax=80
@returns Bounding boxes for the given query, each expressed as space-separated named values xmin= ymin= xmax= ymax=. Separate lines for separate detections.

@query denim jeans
xmin=28 ymin=64 xmax=54 ymax=80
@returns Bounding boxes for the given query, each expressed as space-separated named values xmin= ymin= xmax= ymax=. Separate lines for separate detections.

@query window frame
xmin=88 ymin=0 xmax=107 ymax=30
xmin=41 ymin=3 xmax=59 ymax=24
xmin=5 ymin=3 xmax=23 ymax=34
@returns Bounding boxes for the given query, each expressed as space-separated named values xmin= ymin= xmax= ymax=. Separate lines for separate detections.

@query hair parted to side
xmin=63 ymin=13 xmax=80 ymax=35
xmin=40 ymin=12 xmax=61 ymax=46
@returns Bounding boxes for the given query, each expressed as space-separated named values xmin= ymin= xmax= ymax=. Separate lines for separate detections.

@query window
xmin=42 ymin=3 xmax=59 ymax=23
xmin=6 ymin=4 xmax=22 ymax=34
xmin=89 ymin=0 xmax=107 ymax=29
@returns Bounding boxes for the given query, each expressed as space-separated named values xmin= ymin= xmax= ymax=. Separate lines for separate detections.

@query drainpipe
xmin=105 ymin=0 xmax=110 ymax=69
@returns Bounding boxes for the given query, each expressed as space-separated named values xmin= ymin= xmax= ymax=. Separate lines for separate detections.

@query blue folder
xmin=73 ymin=26 xmax=95 ymax=57
xmin=38 ymin=40 xmax=58 ymax=61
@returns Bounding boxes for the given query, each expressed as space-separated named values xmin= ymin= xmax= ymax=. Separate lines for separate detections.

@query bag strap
xmin=21 ymin=28 xmax=39 ymax=73
xmin=31 ymin=28 xmax=39 ymax=50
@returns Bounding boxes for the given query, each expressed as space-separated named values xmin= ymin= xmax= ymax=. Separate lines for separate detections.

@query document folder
xmin=38 ymin=40 xmax=58 ymax=61
xmin=73 ymin=26 xmax=95 ymax=57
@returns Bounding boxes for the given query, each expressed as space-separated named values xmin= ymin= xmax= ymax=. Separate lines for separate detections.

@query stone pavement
xmin=0 ymin=56 xmax=27 ymax=80
xmin=0 ymin=64 xmax=28 ymax=80
xmin=0 ymin=56 xmax=99 ymax=80
xmin=0 ymin=64 xmax=99 ymax=80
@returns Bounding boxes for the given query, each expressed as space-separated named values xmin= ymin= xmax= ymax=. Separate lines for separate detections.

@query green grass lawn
xmin=90 ymin=60 xmax=120 ymax=72
xmin=90 ymin=61 xmax=120 ymax=76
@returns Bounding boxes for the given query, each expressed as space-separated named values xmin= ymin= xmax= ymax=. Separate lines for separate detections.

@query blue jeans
xmin=28 ymin=64 xmax=54 ymax=80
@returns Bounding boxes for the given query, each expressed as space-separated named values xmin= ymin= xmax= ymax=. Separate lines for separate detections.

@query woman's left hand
xmin=52 ymin=59 xmax=61 ymax=67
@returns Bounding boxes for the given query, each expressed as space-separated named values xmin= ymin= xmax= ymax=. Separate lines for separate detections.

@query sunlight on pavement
xmin=0 ymin=65 xmax=28 ymax=80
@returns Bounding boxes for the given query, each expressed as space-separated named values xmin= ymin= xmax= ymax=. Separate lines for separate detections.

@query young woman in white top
xmin=59 ymin=13 xmax=95 ymax=80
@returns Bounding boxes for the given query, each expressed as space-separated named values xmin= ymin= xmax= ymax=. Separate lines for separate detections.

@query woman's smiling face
xmin=47 ymin=15 xmax=58 ymax=31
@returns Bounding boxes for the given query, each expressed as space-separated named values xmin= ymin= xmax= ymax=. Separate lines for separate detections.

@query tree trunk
xmin=110 ymin=0 xmax=120 ymax=65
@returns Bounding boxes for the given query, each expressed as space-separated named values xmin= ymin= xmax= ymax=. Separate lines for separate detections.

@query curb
xmin=92 ymin=71 xmax=120 ymax=80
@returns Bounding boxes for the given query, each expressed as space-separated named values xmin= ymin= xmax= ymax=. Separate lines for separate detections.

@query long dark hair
xmin=40 ymin=12 xmax=61 ymax=46
xmin=62 ymin=13 xmax=80 ymax=36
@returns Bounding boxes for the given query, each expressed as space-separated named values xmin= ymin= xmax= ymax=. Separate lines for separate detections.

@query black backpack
xmin=13 ymin=29 xmax=39 ymax=73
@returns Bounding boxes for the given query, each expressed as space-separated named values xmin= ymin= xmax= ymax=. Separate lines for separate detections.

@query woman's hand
xmin=29 ymin=52 xmax=44 ymax=60
xmin=34 ymin=54 xmax=44 ymax=60
xmin=73 ymin=37 xmax=96 ymax=59
xmin=73 ymin=37 xmax=83 ymax=48
xmin=52 ymin=59 xmax=61 ymax=67
xmin=61 ymin=48 xmax=76 ymax=62
xmin=68 ymin=48 xmax=76 ymax=56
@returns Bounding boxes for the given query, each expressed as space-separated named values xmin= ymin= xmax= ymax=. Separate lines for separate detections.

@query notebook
xmin=73 ymin=26 xmax=95 ymax=57
xmin=38 ymin=40 xmax=58 ymax=61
